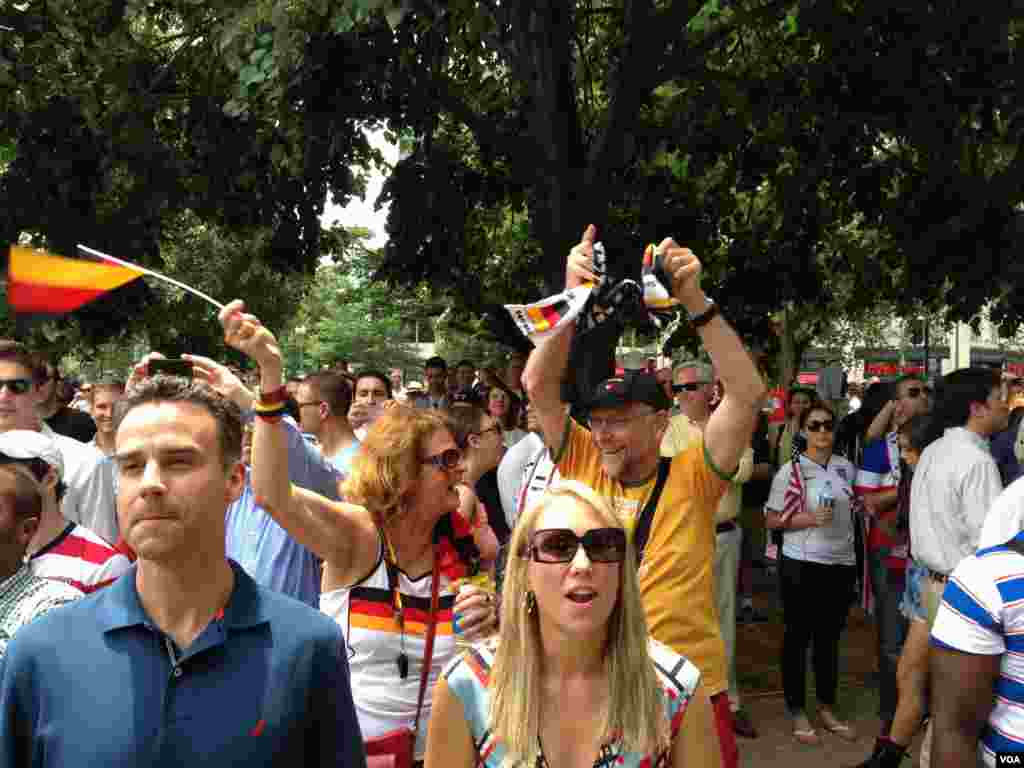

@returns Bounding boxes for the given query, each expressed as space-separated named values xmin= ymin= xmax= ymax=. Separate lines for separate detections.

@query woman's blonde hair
xmin=489 ymin=480 xmax=668 ymax=764
xmin=341 ymin=405 xmax=452 ymax=524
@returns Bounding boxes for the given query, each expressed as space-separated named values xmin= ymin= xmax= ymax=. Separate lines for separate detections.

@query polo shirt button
xmin=174 ymin=667 xmax=183 ymax=678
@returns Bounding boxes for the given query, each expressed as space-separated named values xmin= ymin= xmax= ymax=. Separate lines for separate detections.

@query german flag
xmin=6 ymin=246 xmax=145 ymax=315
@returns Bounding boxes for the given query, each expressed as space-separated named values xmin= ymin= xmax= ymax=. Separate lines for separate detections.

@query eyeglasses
xmin=672 ymin=382 xmax=706 ymax=393
xmin=589 ymin=409 xmax=654 ymax=432
xmin=525 ymin=528 xmax=627 ymax=564
xmin=0 ymin=378 xmax=33 ymax=395
xmin=421 ymin=447 xmax=462 ymax=471
xmin=805 ymin=419 xmax=835 ymax=433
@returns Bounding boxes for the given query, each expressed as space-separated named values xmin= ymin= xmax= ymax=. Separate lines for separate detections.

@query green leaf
xmin=784 ymin=12 xmax=798 ymax=36
xmin=250 ymin=48 xmax=268 ymax=64
xmin=240 ymin=64 xmax=263 ymax=86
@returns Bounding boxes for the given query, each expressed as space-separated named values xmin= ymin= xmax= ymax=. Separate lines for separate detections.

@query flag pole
xmin=77 ymin=244 xmax=226 ymax=311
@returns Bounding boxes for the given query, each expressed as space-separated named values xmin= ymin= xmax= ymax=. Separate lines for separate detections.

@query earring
xmin=525 ymin=590 xmax=536 ymax=616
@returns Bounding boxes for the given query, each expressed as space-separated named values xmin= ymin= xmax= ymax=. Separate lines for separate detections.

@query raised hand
xmin=182 ymin=353 xmax=254 ymax=409
xmin=566 ymin=224 xmax=600 ymax=290
xmin=655 ymin=238 xmax=705 ymax=309
xmin=218 ymin=299 xmax=281 ymax=370
xmin=126 ymin=352 xmax=168 ymax=393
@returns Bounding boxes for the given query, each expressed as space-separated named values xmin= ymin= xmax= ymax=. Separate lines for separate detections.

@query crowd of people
xmin=0 ymin=227 xmax=1021 ymax=768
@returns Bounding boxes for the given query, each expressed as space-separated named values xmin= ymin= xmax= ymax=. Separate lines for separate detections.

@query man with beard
xmin=524 ymin=225 xmax=766 ymax=768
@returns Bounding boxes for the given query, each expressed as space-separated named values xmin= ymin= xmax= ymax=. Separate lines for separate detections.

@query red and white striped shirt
xmin=29 ymin=523 xmax=132 ymax=594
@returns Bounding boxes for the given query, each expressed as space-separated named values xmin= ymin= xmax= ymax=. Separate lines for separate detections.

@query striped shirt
xmin=855 ymin=433 xmax=909 ymax=568
xmin=320 ymin=537 xmax=458 ymax=761
xmin=0 ymin=565 xmax=82 ymax=657
xmin=931 ymin=533 xmax=1024 ymax=766
xmin=29 ymin=523 xmax=132 ymax=594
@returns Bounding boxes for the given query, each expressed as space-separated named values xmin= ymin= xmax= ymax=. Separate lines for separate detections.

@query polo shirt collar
xmin=98 ymin=559 xmax=271 ymax=634
xmin=944 ymin=426 xmax=991 ymax=452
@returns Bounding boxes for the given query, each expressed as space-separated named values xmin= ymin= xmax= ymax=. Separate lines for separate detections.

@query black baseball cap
xmin=585 ymin=371 xmax=673 ymax=412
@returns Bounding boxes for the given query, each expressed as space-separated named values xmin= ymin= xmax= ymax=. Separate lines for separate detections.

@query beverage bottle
xmin=818 ymin=480 xmax=835 ymax=525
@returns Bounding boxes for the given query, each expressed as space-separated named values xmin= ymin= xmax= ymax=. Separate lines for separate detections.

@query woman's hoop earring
xmin=525 ymin=590 xmax=536 ymax=616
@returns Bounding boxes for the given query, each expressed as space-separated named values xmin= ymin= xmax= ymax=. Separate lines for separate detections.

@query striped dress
xmin=931 ymin=531 xmax=1024 ymax=765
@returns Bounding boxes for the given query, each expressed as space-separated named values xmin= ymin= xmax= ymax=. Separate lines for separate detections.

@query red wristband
xmin=259 ymin=385 xmax=287 ymax=406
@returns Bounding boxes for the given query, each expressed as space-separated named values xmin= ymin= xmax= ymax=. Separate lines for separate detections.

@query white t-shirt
xmin=766 ymin=454 xmax=857 ymax=566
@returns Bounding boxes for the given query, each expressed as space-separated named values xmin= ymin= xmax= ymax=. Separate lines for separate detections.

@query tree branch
xmin=646 ymin=0 xmax=798 ymax=90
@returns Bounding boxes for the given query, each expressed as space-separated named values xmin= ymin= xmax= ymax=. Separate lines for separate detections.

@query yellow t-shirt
xmin=557 ymin=418 xmax=730 ymax=695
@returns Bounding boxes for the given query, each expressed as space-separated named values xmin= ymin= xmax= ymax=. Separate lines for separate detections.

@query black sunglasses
xmin=672 ymin=382 xmax=706 ymax=393
xmin=421 ymin=447 xmax=462 ymax=471
xmin=805 ymin=419 xmax=835 ymax=433
xmin=904 ymin=387 xmax=924 ymax=399
xmin=0 ymin=378 xmax=33 ymax=395
xmin=525 ymin=528 xmax=627 ymax=564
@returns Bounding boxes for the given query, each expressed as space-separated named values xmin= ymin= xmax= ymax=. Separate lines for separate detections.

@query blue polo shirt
xmin=0 ymin=561 xmax=366 ymax=768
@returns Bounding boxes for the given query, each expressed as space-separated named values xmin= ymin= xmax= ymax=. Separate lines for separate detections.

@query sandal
xmin=792 ymin=727 xmax=821 ymax=746
xmin=822 ymin=721 xmax=857 ymax=741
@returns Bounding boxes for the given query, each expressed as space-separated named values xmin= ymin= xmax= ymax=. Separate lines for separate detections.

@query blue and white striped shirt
xmin=931 ymin=531 xmax=1024 ymax=766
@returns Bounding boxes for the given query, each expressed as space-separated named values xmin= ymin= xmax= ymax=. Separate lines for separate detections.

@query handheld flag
xmin=5 ymin=244 xmax=225 ymax=317
xmin=7 ymin=246 xmax=145 ymax=314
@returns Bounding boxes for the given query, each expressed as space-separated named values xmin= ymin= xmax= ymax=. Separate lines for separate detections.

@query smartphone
xmin=148 ymin=359 xmax=194 ymax=378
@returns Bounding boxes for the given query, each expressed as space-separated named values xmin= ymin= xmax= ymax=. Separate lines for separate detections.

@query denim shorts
xmin=900 ymin=560 xmax=928 ymax=623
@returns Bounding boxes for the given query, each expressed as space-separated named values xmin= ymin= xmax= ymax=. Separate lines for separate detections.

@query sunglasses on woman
xmin=805 ymin=419 xmax=834 ymax=433
xmin=525 ymin=528 xmax=627 ymax=563
xmin=421 ymin=447 xmax=462 ymax=471
xmin=672 ymin=382 xmax=705 ymax=393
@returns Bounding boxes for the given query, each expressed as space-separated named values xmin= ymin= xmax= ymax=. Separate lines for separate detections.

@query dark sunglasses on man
xmin=0 ymin=378 xmax=33 ymax=395
xmin=524 ymin=528 xmax=627 ymax=563
xmin=672 ymin=382 xmax=706 ymax=394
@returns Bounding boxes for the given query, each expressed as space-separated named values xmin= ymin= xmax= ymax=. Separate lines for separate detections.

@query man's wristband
xmin=259 ymin=385 xmax=287 ymax=406
xmin=688 ymin=298 xmax=719 ymax=328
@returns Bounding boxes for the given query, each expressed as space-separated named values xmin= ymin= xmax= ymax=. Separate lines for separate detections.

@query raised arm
xmin=658 ymin=239 xmax=766 ymax=475
xmin=866 ymin=400 xmax=897 ymax=443
xmin=523 ymin=224 xmax=599 ymax=460
xmin=219 ymin=301 xmax=377 ymax=581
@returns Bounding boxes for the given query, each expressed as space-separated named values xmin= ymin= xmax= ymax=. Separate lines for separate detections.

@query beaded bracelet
xmin=255 ymin=410 xmax=285 ymax=423
xmin=254 ymin=402 xmax=287 ymax=419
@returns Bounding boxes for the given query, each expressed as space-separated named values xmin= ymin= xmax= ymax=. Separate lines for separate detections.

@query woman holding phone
xmin=765 ymin=401 xmax=858 ymax=746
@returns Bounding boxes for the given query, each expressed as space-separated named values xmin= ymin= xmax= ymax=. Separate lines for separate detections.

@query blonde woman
xmin=425 ymin=480 xmax=720 ymax=768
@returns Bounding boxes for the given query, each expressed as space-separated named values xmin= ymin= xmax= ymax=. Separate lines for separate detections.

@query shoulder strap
xmin=634 ymin=457 xmax=672 ymax=564
xmin=1004 ymin=537 xmax=1024 ymax=558
xmin=412 ymin=552 xmax=441 ymax=737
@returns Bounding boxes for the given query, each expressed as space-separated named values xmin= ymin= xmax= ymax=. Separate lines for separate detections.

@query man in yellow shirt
xmin=524 ymin=225 xmax=766 ymax=768
xmin=662 ymin=362 xmax=758 ymax=739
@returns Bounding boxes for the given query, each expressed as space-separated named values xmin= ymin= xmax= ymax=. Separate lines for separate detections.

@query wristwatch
xmin=688 ymin=297 xmax=719 ymax=328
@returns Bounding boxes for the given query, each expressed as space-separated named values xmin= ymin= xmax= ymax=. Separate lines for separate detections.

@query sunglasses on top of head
xmin=420 ymin=447 xmax=462 ymax=471
xmin=805 ymin=419 xmax=834 ymax=433
xmin=524 ymin=527 xmax=627 ymax=564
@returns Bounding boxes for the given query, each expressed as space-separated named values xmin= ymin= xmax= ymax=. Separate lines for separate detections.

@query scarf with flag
xmin=504 ymin=242 xmax=680 ymax=342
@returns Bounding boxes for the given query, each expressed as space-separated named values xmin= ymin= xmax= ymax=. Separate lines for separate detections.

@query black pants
xmin=780 ymin=555 xmax=857 ymax=714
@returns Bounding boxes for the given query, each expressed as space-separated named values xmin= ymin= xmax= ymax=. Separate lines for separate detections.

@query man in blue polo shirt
xmin=0 ymin=376 xmax=366 ymax=767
